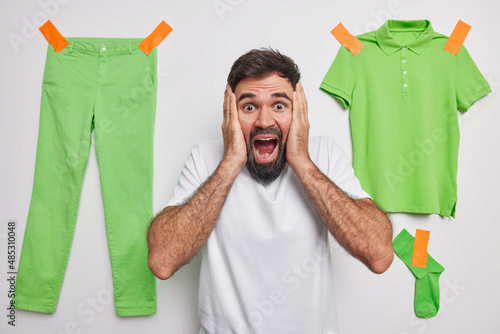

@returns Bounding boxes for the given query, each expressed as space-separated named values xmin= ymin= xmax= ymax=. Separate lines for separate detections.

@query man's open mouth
xmin=253 ymin=136 xmax=279 ymax=163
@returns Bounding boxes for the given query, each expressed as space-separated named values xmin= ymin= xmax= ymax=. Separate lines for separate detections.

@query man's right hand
xmin=222 ymin=84 xmax=247 ymax=170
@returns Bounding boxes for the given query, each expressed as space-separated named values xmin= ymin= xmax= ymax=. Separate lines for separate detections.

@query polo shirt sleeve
xmin=166 ymin=142 xmax=213 ymax=207
xmin=455 ymin=46 xmax=492 ymax=111
xmin=320 ymin=46 xmax=357 ymax=109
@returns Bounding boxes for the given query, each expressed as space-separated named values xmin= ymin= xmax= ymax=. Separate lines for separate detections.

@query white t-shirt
xmin=167 ymin=136 xmax=370 ymax=334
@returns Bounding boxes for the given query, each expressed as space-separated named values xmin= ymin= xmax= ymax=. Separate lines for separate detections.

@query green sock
xmin=393 ymin=228 xmax=445 ymax=318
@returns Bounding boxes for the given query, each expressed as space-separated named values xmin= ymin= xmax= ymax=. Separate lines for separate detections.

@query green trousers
xmin=16 ymin=38 xmax=157 ymax=316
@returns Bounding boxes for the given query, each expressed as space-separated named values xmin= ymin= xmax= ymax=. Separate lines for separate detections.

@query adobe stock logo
xmin=350 ymin=0 xmax=412 ymax=35
xmin=384 ymin=128 xmax=448 ymax=191
xmin=7 ymin=0 xmax=73 ymax=54
xmin=397 ymin=277 xmax=467 ymax=334
xmin=212 ymin=0 xmax=245 ymax=21
xmin=237 ymin=244 xmax=330 ymax=333
xmin=50 ymin=70 xmax=169 ymax=186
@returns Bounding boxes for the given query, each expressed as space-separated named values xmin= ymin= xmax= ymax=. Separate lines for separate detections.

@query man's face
xmin=234 ymin=73 xmax=294 ymax=184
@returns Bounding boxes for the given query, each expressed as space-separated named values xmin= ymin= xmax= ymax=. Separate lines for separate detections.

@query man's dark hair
xmin=227 ymin=48 xmax=300 ymax=91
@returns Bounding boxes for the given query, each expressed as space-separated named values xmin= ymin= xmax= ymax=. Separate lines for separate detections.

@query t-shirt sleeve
xmin=320 ymin=46 xmax=357 ymax=109
xmin=166 ymin=143 xmax=212 ymax=207
xmin=455 ymin=46 xmax=492 ymax=111
xmin=320 ymin=137 xmax=371 ymax=200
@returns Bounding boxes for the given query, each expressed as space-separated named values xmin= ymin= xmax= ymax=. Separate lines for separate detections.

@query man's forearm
xmin=147 ymin=159 xmax=241 ymax=280
xmin=294 ymin=160 xmax=394 ymax=274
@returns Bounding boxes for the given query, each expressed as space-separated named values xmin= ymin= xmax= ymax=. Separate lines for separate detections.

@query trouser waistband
xmin=65 ymin=37 xmax=145 ymax=54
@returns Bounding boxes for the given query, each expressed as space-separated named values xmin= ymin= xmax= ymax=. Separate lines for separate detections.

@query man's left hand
xmin=286 ymin=81 xmax=312 ymax=172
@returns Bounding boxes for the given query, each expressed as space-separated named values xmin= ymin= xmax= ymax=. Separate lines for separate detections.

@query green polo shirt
xmin=320 ymin=19 xmax=491 ymax=217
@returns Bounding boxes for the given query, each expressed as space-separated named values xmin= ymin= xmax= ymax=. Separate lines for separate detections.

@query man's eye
xmin=274 ymin=103 xmax=286 ymax=110
xmin=243 ymin=105 xmax=255 ymax=111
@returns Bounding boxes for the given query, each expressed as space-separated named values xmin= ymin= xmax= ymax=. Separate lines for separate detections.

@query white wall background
xmin=1 ymin=0 xmax=499 ymax=333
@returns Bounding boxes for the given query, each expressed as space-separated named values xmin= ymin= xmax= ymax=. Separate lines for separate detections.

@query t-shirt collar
xmin=376 ymin=19 xmax=434 ymax=56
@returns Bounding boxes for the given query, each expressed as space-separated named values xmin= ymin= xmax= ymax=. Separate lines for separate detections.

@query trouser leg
xmin=16 ymin=45 xmax=96 ymax=313
xmin=94 ymin=45 xmax=157 ymax=316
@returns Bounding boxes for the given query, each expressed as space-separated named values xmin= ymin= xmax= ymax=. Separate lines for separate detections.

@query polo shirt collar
xmin=376 ymin=19 xmax=434 ymax=55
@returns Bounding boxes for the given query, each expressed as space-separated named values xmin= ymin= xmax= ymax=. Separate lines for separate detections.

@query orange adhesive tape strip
xmin=444 ymin=20 xmax=471 ymax=55
xmin=39 ymin=20 xmax=69 ymax=53
xmin=331 ymin=23 xmax=364 ymax=56
xmin=138 ymin=20 xmax=173 ymax=55
xmin=412 ymin=229 xmax=430 ymax=268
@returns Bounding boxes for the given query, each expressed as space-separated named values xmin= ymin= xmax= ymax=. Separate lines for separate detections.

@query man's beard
xmin=246 ymin=127 xmax=287 ymax=184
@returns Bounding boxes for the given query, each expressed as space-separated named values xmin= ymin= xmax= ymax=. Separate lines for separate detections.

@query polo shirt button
xmin=403 ymin=71 xmax=407 ymax=75
xmin=402 ymin=59 xmax=407 ymax=63
xmin=402 ymin=47 xmax=406 ymax=50
xmin=102 ymin=45 xmax=107 ymax=51
xmin=403 ymin=84 xmax=408 ymax=88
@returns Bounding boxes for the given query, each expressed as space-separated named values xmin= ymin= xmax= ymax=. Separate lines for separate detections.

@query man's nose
xmin=255 ymin=107 xmax=275 ymax=128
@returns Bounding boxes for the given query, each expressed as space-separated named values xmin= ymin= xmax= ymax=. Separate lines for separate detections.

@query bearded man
xmin=147 ymin=48 xmax=394 ymax=333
